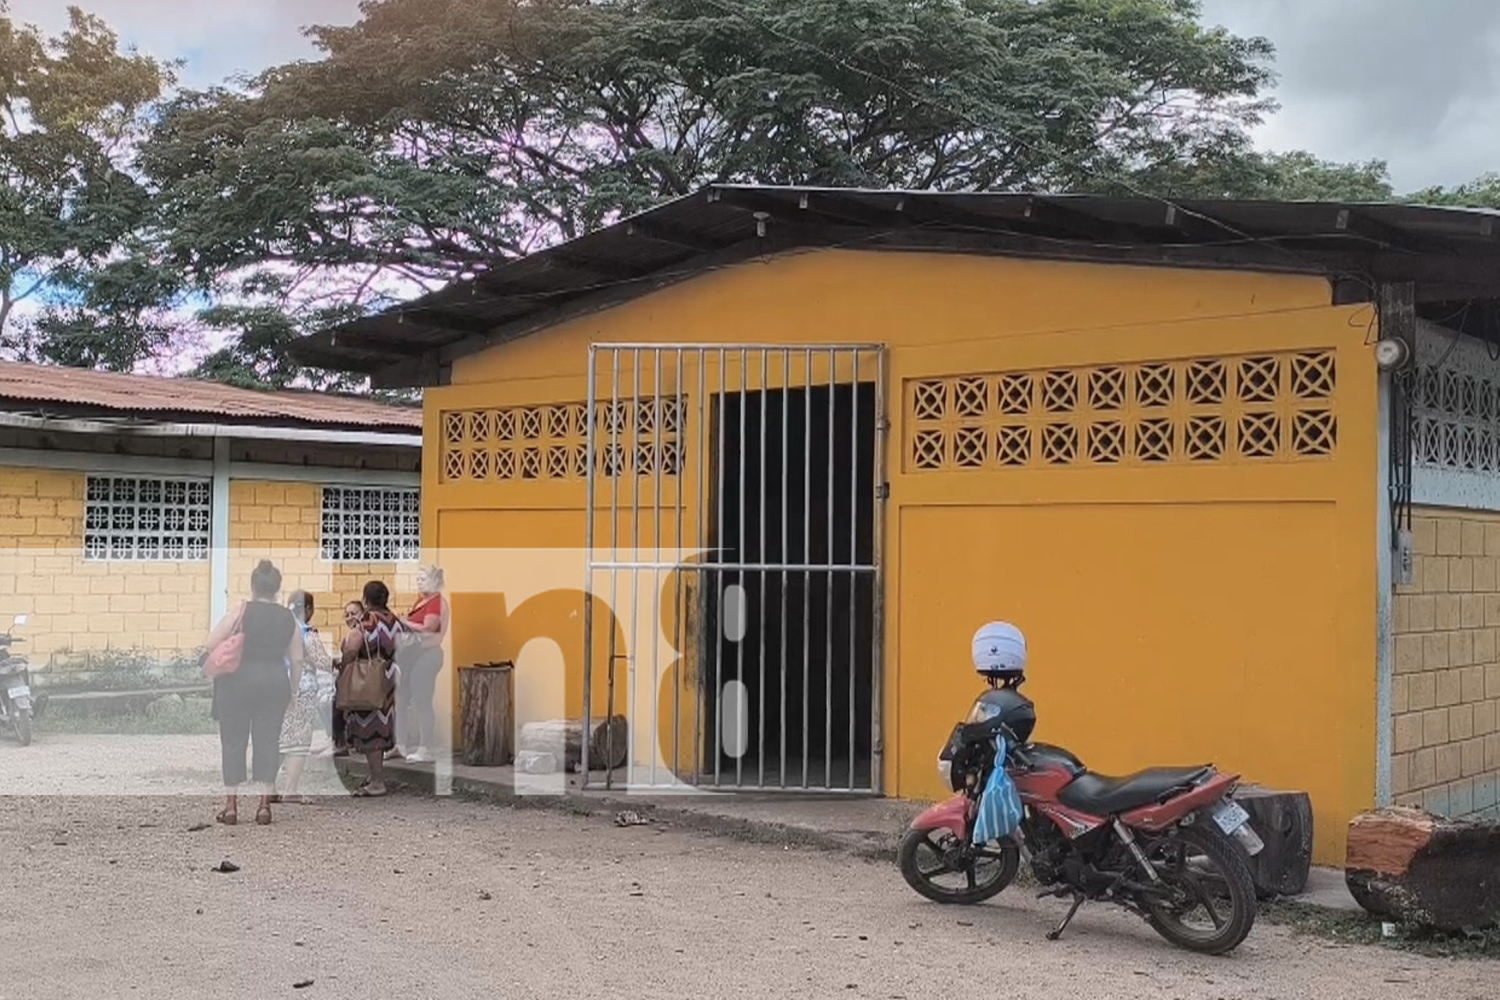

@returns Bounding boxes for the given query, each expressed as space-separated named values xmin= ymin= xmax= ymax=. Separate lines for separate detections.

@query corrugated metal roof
xmin=295 ymin=184 xmax=1500 ymax=386
xmin=0 ymin=362 xmax=422 ymax=431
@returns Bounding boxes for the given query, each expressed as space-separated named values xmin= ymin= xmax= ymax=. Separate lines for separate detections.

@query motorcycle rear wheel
xmin=897 ymin=828 xmax=1019 ymax=905
xmin=14 ymin=711 xmax=31 ymax=747
xmin=1144 ymin=824 xmax=1257 ymax=955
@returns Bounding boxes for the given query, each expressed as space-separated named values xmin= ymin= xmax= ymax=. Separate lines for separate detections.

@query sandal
xmin=255 ymin=806 xmax=273 ymax=826
xmin=215 ymin=810 xmax=237 ymax=826
xmin=353 ymin=785 xmax=388 ymax=798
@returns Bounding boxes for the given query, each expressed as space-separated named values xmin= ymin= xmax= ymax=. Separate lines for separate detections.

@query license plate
xmin=1211 ymin=799 xmax=1250 ymax=835
xmin=6 ymin=685 xmax=28 ymax=700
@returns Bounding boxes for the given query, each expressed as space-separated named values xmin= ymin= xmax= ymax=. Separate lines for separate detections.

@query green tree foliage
xmin=0 ymin=3 xmax=175 ymax=365
xmin=1408 ymin=173 xmax=1500 ymax=210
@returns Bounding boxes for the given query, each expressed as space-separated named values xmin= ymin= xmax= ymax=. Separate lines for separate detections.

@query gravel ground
xmin=0 ymin=777 xmax=1494 ymax=1000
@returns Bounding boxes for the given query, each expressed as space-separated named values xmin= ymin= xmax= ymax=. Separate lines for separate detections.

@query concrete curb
xmin=336 ymin=758 xmax=905 ymax=862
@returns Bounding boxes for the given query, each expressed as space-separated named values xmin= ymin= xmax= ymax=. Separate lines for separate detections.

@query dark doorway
xmin=702 ymin=381 xmax=877 ymax=789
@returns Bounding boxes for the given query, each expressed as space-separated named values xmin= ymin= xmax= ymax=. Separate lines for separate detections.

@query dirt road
xmin=0 ymin=786 xmax=1492 ymax=1000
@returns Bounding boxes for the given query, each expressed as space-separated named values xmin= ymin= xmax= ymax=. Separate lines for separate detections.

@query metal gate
xmin=582 ymin=344 xmax=886 ymax=792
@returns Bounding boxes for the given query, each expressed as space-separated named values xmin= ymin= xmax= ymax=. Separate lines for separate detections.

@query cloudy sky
xmin=9 ymin=0 xmax=1499 ymax=192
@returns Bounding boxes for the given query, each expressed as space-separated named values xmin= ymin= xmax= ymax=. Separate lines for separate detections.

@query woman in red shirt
xmin=396 ymin=565 xmax=447 ymax=763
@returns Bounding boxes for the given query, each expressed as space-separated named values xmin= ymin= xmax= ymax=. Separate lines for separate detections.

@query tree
xmin=1407 ymin=173 xmax=1500 ymax=210
xmin=0 ymin=3 xmax=176 ymax=365
xmin=141 ymin=0 xmax=1286 ymax=356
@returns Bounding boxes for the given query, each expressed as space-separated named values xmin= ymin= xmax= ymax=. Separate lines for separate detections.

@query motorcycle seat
xmin=1056 ymin=765 xmax=1212 ymax=817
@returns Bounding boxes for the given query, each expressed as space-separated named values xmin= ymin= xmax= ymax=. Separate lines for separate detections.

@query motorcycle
xmin=0 ymin=614 xmax=42 ymax=746
xmin=898 ymin=675 xmax=1266 ymax=955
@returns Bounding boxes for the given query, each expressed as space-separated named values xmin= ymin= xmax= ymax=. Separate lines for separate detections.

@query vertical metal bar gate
xmin=582 ymin=344 xmax=886 ymax=793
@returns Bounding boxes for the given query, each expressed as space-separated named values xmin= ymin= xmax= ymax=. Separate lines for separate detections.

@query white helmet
xmin=972 ymin=621 xmax=1027 ymax=677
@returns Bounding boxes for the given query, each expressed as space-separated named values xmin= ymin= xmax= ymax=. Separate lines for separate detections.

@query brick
xmin=1487 ymin=734 xmax=1500 ymax=770
xmin=1423 ymin=633 xmax=1452 ymax=671
xmin=1422 ymin=560 xmax=1446 ymax=599
xmin=1449 ymin=778 xmax=1476 ymax=815
xmin=1450 ymin=557 xmax=1475 ymax=592
xmin=1438 ymin=518 xmax=1464 ymax=556
xmin=1463 ymin=520 xmax=1488 ymax=557
xmin=1488 ymin=594 xmax=1500 ymax=627
xmin=1391 ymin=752 xmax=1412 ymax=795
xmin=1410 ymin=747 xmax=1437 ymax=789
xmin=1489 ymin=664 xmax=1500 ymax=700
xmin=253 ymin=484 xmax=286 ymax=506
xmin=108 ymin=593 xmax=146 ymax=614
xmin=72 ymin=595 xmax=110 ymax=615
xmin=1477 ymin=776 xmax=1500 ymax=814
xmin=16 ymin=498 xmax=55 ymax=517
xmin=253 ymin=523 xmax=286 ymax=542
xmin=1437 ymin=743 xmax=1464 ymax=782
xmin=1412 ymin=556 xmax=1432 ymax=594
xmin=33 ymin=476 xmax=80 ymax=499
xmin=1463 ymin=737 xmax=1486 ymax=778
xmin=90 ymin=613 xmax=124 ymax=634
xmin=1476 ymin=628 xmax=1497 ymax=665
xmin=1437 ymin=595 xmax=1463 ymax=631
xmin=1462 ymin=594 xmax=1486 ymax=630
xmin=87 ymin=575 xmax=125 ymax=595
xmin=1475 ymin=557 xmax=1499 ymax=593
xmin=157 ymin=613 xmax=193 ymax=631
xmin=271 ymin=506 xmax=302 ymax=525
xmin=1394 ymin=712 xmax=1425 ymax=752
xmin=1396 ymin=791 xmax=1424 ymax=808
xmin=1424 ymin=708 xmax=1452 ymax=747
xmin=0 ymin=517 xmax=38 ymax=536
xmin=1414 ymin=517 xmax=1438 ymax=556
xmin=1409 ymin=672 xmax=1437 ymax=710
xmin=31 ymin=595 xmax=72 ymax=615
xmin=1452 ymin=703 xmax=1476 ymax=740
xmin=240 ymin=506 xmax=271 ymax=524
xmin=1461 ymin=665 xmax=1487 ymax=704
xmin=1391 ymin=675 xmax=1410 ymax=714
xmin=1437 ymin=669 xmax=1463 ymax=707
xmin=1451 ymin=630 xmax=1475 ymax=667
xmin=125 ymin=574 xmax=169 ymax=596
xmin=1488 ymin=524 xmax=1500 ymax=557
xmin=141 ymin=593 xmax=179 ymax=613
xmin=1476 ymin=698 xmax=1498 ymax=736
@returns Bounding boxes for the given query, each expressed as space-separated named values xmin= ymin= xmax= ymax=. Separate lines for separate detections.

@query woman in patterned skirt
xmin=274 ymin=590 xmax=332 ymax=803
xmin=339 ymin=580 xmax=401 ymax=797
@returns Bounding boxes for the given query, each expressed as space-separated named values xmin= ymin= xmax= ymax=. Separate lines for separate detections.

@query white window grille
xmin=83 ymin=476 xmax=212 ymax=562
xmin=319 ymin=486 xmax=421 ymax=562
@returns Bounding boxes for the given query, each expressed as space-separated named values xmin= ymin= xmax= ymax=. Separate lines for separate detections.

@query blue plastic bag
xmin=971 ymin=736 xmax=1024 ymax=844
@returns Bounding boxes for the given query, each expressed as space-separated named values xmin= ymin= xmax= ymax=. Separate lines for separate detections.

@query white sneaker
xmin=406 ymin=747 xmax=433 ymax=763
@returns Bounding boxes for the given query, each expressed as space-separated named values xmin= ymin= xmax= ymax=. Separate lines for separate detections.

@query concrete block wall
xmin=0 ymin=468 xmax=212 ymax=661
xmin=1391 ymin=508 xmax=1500 ymax=818
xmin=226 ymin=480 xmax=415 ymax=635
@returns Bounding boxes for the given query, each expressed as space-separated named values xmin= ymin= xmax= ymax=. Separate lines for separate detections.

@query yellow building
xmin=0 ymin=363 xmax=423 ymax=684
xmin=300 ymin=187 xmax=1500 ymax=864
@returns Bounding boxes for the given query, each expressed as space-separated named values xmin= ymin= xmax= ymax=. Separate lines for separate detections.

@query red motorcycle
xmin=898 ymin=668 xmax=1265 ymax=955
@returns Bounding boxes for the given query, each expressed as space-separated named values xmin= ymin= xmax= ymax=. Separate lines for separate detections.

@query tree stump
xmin=1345 ymin=807 xmax=1500 ymax=931
xmin=458 ymin=662 xmax=514 ymax=767
xmin=1233 ymin=785 xmax=1314 ymax=899
xmin=517 ymin=716 xmax=628 ymax=773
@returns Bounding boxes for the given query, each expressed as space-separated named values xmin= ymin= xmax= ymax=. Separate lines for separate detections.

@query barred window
xmin=83 ymin=476 xmax=212 ymax=562
xmin=320 ymin=486 xmax=421 ymax=562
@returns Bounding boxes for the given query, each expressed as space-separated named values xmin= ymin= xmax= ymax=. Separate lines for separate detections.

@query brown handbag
xmin=336 ymin=637 xmax=389 ymax=713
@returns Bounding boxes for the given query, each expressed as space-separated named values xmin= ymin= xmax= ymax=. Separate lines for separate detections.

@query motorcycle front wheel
xmin=897 ymin=828 xmax=1019 ymax=905
xmin=1144 ymin=824 xmax=1257 ymax=955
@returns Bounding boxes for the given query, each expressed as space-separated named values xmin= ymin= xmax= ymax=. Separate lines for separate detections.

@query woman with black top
xmin=205 ymin=559 xmax=302 ymax=826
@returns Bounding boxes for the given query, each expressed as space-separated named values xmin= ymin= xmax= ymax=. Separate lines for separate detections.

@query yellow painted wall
xmin=1391 ymin=508 xmax=1500 ymax=818
xmin=429 ymin=248 xmax=1378 ymax=861
xmin=0 ymin=467 xmax=212 ymax=662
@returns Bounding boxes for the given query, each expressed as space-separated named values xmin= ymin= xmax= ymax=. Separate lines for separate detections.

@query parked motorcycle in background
xmin=898 ymin=622 xmax=1266 ymax=956
xmin=0 ymin=614 xmax=43 ymax=746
